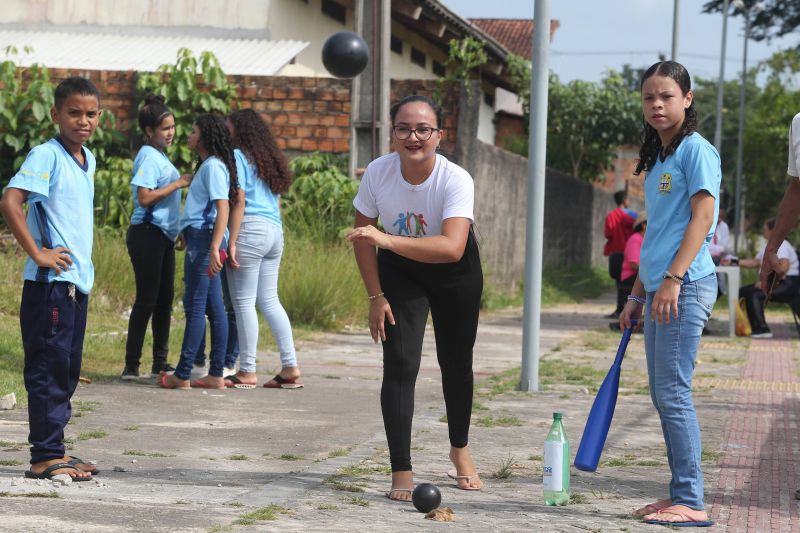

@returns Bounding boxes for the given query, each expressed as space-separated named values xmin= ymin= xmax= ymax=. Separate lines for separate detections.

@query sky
xmin=443 ymin=0 xmax=798 ymax=84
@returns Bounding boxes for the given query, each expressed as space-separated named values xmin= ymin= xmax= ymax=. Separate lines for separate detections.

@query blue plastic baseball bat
xmin=574 ymin=320 xmax=636 ymax=472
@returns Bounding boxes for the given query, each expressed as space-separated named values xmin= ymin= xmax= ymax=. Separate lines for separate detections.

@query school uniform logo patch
xmin=658 ymin=173 xmax=672 ymax=194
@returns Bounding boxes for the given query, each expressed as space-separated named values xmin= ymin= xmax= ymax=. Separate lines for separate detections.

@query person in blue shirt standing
xmin=159 ymin=114 xmax=238 ymax=390
xmin=620 ymin=61 xmax=719 ymax=527
xmin=122 ymin=94 xmax=192 ymax=380
xmin=223 ymin=109 xmax=301 ymax=389
xmin=0 ymin=77 xmax=101 ymax=481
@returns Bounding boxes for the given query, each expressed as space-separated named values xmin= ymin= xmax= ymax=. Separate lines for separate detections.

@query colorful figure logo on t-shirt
xmin=393 ymin=211 xmax=427 ymax=236
xmin=658 ymin=173 xmax=672 ymax=194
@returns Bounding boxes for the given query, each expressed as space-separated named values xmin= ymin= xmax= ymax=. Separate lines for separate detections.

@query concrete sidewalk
xmin=0 ymin=293 xmax=795 ymax=532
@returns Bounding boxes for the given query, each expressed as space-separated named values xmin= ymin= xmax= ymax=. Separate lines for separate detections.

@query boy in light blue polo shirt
xmin=0 ymin=77 xmax=101 ymax=482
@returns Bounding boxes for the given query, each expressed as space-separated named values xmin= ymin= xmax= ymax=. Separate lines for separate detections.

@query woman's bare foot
xmin=191 ymin=375 xmax=225 ymax=389
xmin=279 ymin=366 xmax=301 ymax=380
xmin=386 ymin=470 xmax=414 ymax=501
xmin=449 ymin=446 xmax=483 ymax=490
xmin=29 ymin=458 xmax=92 ymax=480
xmin=159 ymin=373 xmax=191 ymax=389
xmin=632 ymin=498 xmax=672 ymax=518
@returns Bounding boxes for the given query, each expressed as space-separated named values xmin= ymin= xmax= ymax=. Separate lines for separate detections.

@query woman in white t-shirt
xmin=348 ymin=95 xmax=484 ymax=500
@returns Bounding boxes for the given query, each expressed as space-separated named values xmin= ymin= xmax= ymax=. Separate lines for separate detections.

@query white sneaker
xmin=752 ymin=331 xmax=773 ymax=339
xmin=190 ymin=364 xmax=208 ymax=380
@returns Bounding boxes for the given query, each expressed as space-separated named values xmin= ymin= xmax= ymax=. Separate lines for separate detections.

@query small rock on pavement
xmin=0 ymin=392 xmax=16 ymax=410
xmin=113 ymin=466 xmax=126 ymax=472
xmin=51 ymin=474 xmax=72 ymax=486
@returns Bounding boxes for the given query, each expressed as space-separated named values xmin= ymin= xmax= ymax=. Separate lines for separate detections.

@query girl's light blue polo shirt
xmin=640 ymin=132 xmax=721 ymax=292
xmin=235 ymin=149 xmax=282 ymax=228
xmin=179 ymin=156 xmax=230 ymax=237
xmin=6 ymin=138 xmax=96 ymax=294
xmin=130 ymin=145 xmax=182 ymax=241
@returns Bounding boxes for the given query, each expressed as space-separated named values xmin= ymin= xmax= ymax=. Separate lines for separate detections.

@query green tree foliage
xmin=546 ymin=72 xmax=641 ymax=181
xmin=282 ymin=152 xmax=358 ymax=241
xmin=505 ymin=53 xmax=531 ymax=118
xmin=435 ymin=36 xmax=488 ymax=104
xmin=702 ymin=0 xmax=800 ymax=41
xmin=693 ymin=49 xmax=800 ymax=226
xmin=0 ymin=47 xmax=124 ymax=187
xmin=136 ymin=48 xmax=236 ymax=173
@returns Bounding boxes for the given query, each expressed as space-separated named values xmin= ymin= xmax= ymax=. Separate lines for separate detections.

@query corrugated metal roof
xmin=0 ymin=30 xmax=309 ymax=75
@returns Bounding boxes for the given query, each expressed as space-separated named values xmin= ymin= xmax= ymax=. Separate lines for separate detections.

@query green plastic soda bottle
xmin=543 ymin=412 xmax=570 ymax=505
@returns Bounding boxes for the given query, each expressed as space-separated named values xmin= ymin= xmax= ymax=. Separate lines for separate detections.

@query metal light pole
xmin=713 ymin=0 xmax=729 ymax=153
xmin=732 ymin=0 xmax=764 ymax=252
xmin=519 ymin=0 xmax=550 ymax=392
xmin=671 ymin=0 xmax=681 ymax=60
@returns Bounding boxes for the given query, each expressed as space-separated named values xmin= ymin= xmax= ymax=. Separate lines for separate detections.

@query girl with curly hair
xmin=160 ymin=114 xmax=239 ymax=390
xmin=122 ymin=94 xmax=192 ymax=380
xmin=621 ymin=61 xmax=719 ymax=527
xmin=223 ymin=109 xmax=301 ymax=389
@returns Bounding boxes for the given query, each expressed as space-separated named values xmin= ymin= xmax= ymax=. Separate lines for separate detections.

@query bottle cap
xmin=552 ymin=412 xmax=562 ymax=420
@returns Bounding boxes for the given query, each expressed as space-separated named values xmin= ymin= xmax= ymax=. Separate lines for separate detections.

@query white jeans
xmin=227 ymin=216 xmax=296 ymax=373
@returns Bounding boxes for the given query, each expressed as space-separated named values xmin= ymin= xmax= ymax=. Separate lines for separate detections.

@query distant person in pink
xmin=620 ymin=219 xmax=647 ymax=292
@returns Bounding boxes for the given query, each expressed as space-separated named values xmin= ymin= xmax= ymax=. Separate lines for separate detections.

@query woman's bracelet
xmin=627 ymin=295 xmax=646 ymax=305
xmin=663 ymin=271 xmax=684 ymax=285
xmin=367 ymin=292 xmax=384 ymax=301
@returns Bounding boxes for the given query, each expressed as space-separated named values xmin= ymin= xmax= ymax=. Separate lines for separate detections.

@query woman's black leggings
xmin=125 ymin=223 xmax=175 ymax=370
xmin=378 ymin=231 xmax=483 ymax=472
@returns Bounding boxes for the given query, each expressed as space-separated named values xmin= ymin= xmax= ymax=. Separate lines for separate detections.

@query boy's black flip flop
xmin=24 ymin=462 xmax=93 ymax=481
xmin=67 ymin=456 xmax=99 ymax=475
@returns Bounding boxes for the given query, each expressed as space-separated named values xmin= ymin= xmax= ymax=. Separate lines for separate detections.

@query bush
xmin=283 ymin=152 xmax=358 ymax=241
xmin=94 ymin=157 xmax=134 ymax=228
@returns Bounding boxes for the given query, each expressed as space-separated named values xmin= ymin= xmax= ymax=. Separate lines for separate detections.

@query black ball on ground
xmin=412 ymin=483 xmax=442 ymax=513
xmin=321 ymin=31 xmax=369 ymax=78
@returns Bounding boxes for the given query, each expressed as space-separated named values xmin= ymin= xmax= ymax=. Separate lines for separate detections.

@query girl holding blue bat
xmin=619 ymin=61 xmax=720 ymax=528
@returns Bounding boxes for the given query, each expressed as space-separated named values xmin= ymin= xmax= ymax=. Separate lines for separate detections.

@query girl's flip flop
xmin=263 ymin=374 xmax=304 ymax=389
xmin=446 ymin=469 xmax=483 ymax=491
xmin=158 ymin=373 xmax=191 ymax=390
xmin=224 ymin=375 xmax=257 ymax=389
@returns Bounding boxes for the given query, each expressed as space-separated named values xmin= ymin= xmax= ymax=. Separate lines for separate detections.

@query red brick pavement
xmin=709 ymin=323 xmax=800 ymax=532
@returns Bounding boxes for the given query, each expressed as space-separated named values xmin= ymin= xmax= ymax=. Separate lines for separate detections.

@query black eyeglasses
xmin=392 ymin=126 xmax=441 ymax=141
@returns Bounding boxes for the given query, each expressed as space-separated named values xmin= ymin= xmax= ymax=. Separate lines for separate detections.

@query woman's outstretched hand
xmin=347 ymin=225 xmax=391 ymax=249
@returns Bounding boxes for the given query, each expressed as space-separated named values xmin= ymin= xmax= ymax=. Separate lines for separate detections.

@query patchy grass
xmin=122 ymin=425 xmax=139 ymax=431
xmin=338 ymin=464 xmax=391 ymax=477
xmin=528 ymin=454 xmax=543 ymax=462
xmin=569 ymin=492 xmax=589 ymax=504
xmin=277 ymin=453 xmax=303 ymax=461
xmin=207 ymin=526 xmax=233 ymax=533
xmin=540 ymin=360 xmax=606 ymax=389
xmin=340 ymin=496 xmax=369 ymax=507
xmin=76 ymin=430 xmax=108 ymax=441
xmin=233 ymin=505 xmax=289 ymax=525
xmin=0 ymin=491 xmax=59 ymax=498
xmin=475 ymin=415 xmax=524 ymax=428
xmin=438 ymin=415 xmax=448 ymax=423
xmin=492 ymin=455 xmax=516 ymax=480
xmin=635 ymin=459 xmax=663 ymax=467
xmin=123 ymin=450 xmax=174 ymax=458
xmin=702 ymin=448 xmax=725 ymax=463
xmin=0 ymin=440 xmax=27 ymax=448
xmin=227 ymin=454 xmax=249 ymax=461
xmin=324 ymin=479 xmax=366 ymax=493
xmin=0 ymin=459 xmax=22 ymax=466
xmin=472 ymin=402 xmax=489 ymax=412
xmin=317 ymin=503 xmax=341 ymax=511
xmin=328 ymin=447 xmax=351 ymax=458
xmin=225 ymin=501 xmax=245 ymax=507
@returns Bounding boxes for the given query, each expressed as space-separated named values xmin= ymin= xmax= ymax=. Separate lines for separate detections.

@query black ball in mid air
xmin=321 ymin=31 xmax=369 ymax=78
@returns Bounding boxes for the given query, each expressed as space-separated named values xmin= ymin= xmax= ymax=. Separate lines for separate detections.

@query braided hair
xmin=194 ymin=114 xmax=239 ymax=205
xmin=228 ymin=109 xmax=293 ymax=195
xmin=634 ymin=61 xmax=698 ymax=176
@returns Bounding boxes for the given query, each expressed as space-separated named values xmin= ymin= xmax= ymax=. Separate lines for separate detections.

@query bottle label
xmin=543 ymin=441 xmax=563 ymax=491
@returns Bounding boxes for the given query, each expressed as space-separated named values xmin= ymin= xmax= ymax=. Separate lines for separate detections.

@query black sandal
xmin=24 ymin=462 xmax=93 ymax=481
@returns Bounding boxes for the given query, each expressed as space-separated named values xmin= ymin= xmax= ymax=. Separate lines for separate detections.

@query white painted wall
xmin=477 ymin=96 xmax=495 ymax=144
xmin=0 ymin=0 xmax=270 ymax=29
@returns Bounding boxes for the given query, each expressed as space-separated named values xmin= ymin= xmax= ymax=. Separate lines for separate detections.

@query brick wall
xmin=43 ymin=68 xmax=353 ymax=154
